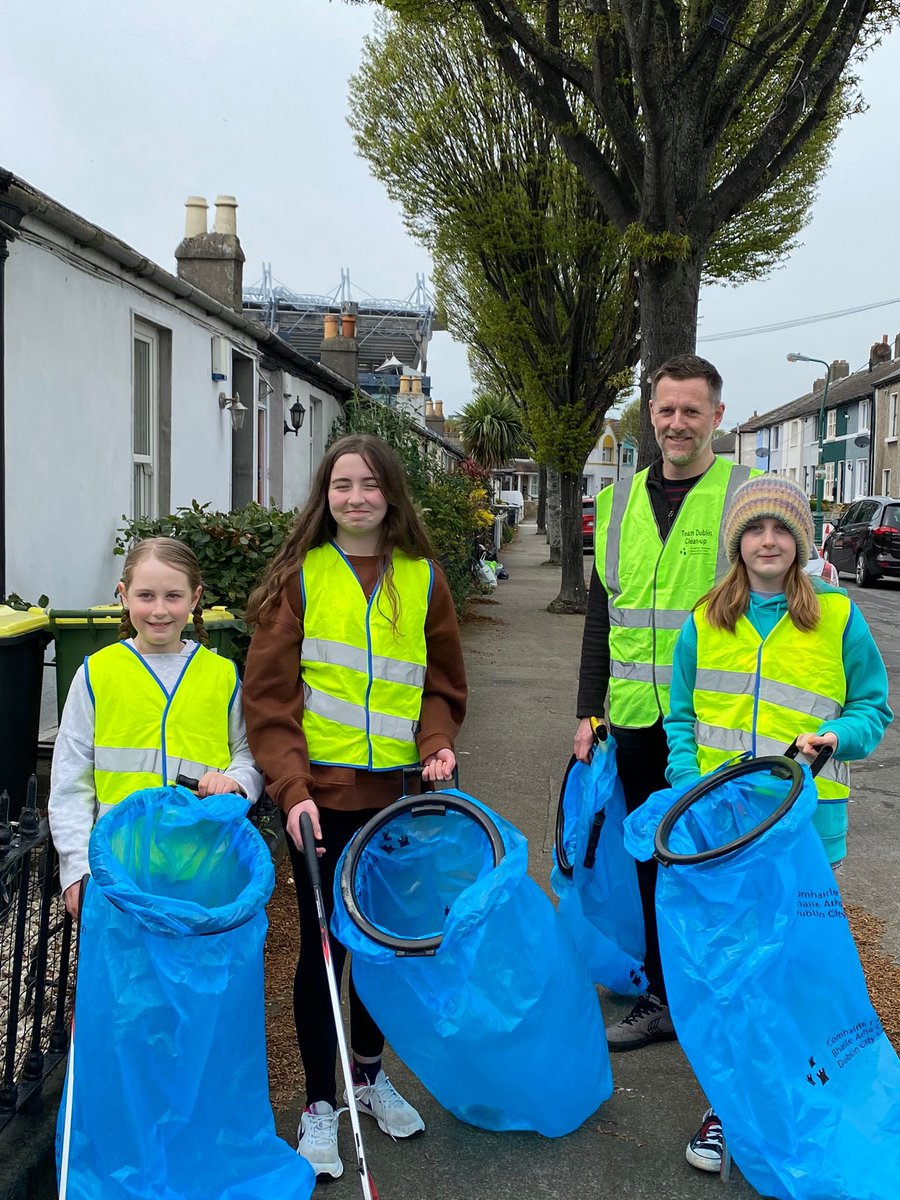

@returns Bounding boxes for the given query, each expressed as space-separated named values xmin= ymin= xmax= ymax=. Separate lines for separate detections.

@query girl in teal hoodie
xmin=664 ymin=475 xmax=891 ymax=1174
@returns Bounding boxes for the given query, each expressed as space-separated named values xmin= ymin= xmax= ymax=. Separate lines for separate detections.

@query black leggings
xmin=610 ymin=720 xmax=670 ymax=1003
xmin=282 ymin=806 xmax=384 ymax=1108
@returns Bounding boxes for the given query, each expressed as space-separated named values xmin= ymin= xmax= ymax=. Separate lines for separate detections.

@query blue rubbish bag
xmin=551 ymin=738 xmax=646 ymax=994
xmin=331 ymin=788 xmax=612 ymax=1137
xmin=624 ymin=758 xmax=900 ymax=1200
xmin=56 ymin=785 xmax=314 ymax=1200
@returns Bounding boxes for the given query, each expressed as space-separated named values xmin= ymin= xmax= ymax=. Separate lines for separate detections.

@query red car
xmin=582 ymin=496 xmax=595 ymax=551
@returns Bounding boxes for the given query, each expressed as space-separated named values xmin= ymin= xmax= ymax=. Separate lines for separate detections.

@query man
xmin=575 ymin=353 xmax=755 ymax=1051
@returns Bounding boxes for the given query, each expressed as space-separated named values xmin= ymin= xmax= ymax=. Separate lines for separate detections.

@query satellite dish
xmin=854 ymin=435 xmax=870 ymax=448
xmin=755 ymin=447 xmax=770 ymax=458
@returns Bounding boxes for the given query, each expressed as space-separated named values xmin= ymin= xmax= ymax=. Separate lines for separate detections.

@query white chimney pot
xmin=184 ymin=196 xmax=208 ymax=238
xmin=214 ymin=195 xmax=238 ymax=236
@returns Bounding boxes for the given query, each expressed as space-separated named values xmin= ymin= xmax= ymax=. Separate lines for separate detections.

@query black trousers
xmin=610 ymin=719 xmax=670 ymax=1003
xmin=283 ymin=807 xmax=385 ymax=1108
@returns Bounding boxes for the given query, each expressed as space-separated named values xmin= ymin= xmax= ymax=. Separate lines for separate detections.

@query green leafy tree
xmin=366 ymin=0 xmax=886 ymax=464
xmin=349 ymin=11 xmax=639 ymax=611
xmin=456 ymin=394 xmax=527 ymax=472
xmin=615 ymin=396 xmax=641 ymax=452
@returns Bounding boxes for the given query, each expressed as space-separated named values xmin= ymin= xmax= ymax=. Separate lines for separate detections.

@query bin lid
xmin=0 ymin=605 xmax=50 ymax=637
xmin=49 ymin=604 xmax=236 ymax=627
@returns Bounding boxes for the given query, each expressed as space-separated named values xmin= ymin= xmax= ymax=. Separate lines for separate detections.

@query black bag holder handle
xmin=554 ymin=720 xmax=611 ymax=878
xmin=653 ymin=740 xmax=834 ymax=868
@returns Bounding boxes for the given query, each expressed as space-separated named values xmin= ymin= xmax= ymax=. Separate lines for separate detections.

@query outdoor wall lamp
xmin=284 ymin=398 xmax=306 ymax=436
xmin=219 ymin=391 xmax=247 ymax=433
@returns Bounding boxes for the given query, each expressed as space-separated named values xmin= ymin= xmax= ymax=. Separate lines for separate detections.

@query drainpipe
xmin=0 ymin=173 xmax=27 ymax=598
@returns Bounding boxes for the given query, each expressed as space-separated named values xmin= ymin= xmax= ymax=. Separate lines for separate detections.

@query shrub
xmin=115 ymin=501 xmax=297 ymax=664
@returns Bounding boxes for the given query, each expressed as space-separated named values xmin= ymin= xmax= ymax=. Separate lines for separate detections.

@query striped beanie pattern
xmin=723 ymin=474 xmax=814 ymax=566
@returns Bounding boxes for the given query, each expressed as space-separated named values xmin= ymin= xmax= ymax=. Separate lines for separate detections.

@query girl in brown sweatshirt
xmin=243 ymin=434 xmax=467 ymax=1180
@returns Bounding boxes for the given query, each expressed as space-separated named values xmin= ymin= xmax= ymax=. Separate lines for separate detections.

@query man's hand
xmin=286 ymin=798 xmax=325 ymax=855
xmin=574 ymin=718 xmax=596 ymax=764
xmin=422 ymin=748 xmax=456 ymax=783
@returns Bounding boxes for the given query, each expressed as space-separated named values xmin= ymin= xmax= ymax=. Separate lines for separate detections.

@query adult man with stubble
xmin=575 ymin=353 xmax=756 ymax=1050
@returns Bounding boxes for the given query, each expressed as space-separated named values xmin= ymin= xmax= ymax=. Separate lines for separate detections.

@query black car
xmin=823 ymin=496 xmax=900 ymax=586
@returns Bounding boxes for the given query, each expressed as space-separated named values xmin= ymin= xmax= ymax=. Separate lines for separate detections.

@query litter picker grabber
xmin=299 ymin=811 xmax=379 ymax=1200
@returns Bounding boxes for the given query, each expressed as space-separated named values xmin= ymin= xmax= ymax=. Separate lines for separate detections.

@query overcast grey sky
xmin=3 ymin=2 xmax=897 ymax=425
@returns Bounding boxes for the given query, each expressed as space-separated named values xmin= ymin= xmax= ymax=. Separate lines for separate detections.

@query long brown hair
xmin=700 ymin=556 xmax=820 ymax=633
xmin=246 ymin=434 xmax=435 ymax=627
xmin=117 ymin=537 xmax=208 ymax=645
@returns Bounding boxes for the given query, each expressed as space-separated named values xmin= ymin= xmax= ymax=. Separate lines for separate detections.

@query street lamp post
xmin=787 ymin=352 xmax=832 ymax=545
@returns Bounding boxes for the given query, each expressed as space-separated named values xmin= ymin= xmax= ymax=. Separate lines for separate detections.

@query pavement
xmin=8 ymin=524 xmax=899 ymax=1198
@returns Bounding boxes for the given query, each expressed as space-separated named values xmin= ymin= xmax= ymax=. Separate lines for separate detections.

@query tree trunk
xmin=547 ymin=470 xmax=587 ymax=613
xmin=546 ymin=468 xmax=561 ymax=562
xmin=536 ymin=464 xmax=547 ymax=533
xmin=636 ymin=252 xmax=705 ymax=469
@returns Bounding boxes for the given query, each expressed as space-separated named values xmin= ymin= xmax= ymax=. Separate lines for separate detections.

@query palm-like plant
xmin=456 ymin=394 xmax=526 ymax=471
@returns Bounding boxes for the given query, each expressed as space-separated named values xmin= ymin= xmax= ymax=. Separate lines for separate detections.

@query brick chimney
xmin=830 ymin=359 xmax=850 ymax=381
xmin=425 ymin=398 xmax=445 ymax=437
xmin=174 ymin=195 xmax=245 ymax=311
xmin=319 ymin=302 xmax=359 ymax=385
xmin=869 ymin=334 xmax=891 ymax=370
xmin=894 ymin=332 xmax=900 ymax=360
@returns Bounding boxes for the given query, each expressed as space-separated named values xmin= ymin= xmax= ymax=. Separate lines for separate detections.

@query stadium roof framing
xmin=243 ymin=265 xmax=445 ymax=376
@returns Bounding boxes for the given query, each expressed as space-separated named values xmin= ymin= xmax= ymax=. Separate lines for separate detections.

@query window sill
xmin=886 ymin=437 xmax=898 ymax=445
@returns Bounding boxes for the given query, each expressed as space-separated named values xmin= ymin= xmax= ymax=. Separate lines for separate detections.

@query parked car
xmin=822 ymin=496 xmax=900 ymax=586
xmin=582 ymin=495 xmax=595 ymax=551
xmin=805 ymin=545 xmax=839 ymax=587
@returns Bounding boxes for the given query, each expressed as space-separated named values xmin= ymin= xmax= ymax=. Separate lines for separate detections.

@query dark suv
xmin=823 ymin=496 xmax=900 ymax=586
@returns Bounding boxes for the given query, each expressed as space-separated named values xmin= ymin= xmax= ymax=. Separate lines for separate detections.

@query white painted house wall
xmin=5 ymin=214 xmax=344 ymax=608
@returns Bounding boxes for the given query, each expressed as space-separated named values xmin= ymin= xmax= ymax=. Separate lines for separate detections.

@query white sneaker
xmin=297 ymin=1101 xmax=344 ymax=1178
xmin=345 ymin=1070 xmax=425 ymax=1138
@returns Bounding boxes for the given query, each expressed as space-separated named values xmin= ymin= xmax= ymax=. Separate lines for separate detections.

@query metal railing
xmin=0 ymin=776 xmax=73 ymax=1131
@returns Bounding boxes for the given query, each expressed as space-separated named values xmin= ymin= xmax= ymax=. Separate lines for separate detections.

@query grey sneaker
xmin=345 ymin=1070 xmax=425 ymax=1138
xmin=605 ymin=991 xmax=676 ymax=1051
xmin=297 ymin=1101 xmax=344 ymax=1178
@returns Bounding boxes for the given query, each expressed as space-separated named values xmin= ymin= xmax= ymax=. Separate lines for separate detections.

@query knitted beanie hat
xmin=723 ymin=474 xmax=814 ymax=566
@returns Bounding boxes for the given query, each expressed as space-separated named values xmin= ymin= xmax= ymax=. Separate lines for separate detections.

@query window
xmin=601 ymin=437 xmax=614 ymax=464
xmin=858 ymin=399 xmax=870 ymax=430
xmin=771 ymin=426 xmax=780 ymax=449
xmin=790 ymin=420 xmax=800 ymax=448
xmin=890 ymin=393 xmax=898 ymax=439
xmin=826 ymin=409 xmax=837 ymax=440
xmin=621 ymin=446 xmax=634 ymax=466
xmin=825 ymin=460 xmax=836 ymax=498
xmin=883 ymin=469 xmax=892 ymax=496
xmin=132 ymin=322 xmax=159 ymax=519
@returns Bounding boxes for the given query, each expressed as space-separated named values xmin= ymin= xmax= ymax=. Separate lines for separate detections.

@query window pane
xmin=133 ymin=338 xmax=151 ymax=455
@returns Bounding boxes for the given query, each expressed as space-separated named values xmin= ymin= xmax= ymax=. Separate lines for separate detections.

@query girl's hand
xmin=196 ymin=771 xmax=244 ymax=797
xmin=422 ymin=748 xmax=456 ymax=783
xmin=286 ymin=798 xmax=325 ymax=856
xmin=63 ymin=882 xmax=82 ymax=921
xmin=794 ymin=731 xmax=838 ymax=762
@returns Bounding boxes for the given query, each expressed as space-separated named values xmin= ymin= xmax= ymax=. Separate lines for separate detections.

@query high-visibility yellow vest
xmin=594 ymin=457 xmax=756 ymax=727
xmin=300 ymin=543 xmax=432 ymax=770
xmin=88 ymin=642 xmax=237 ymax=807
xmin=693 ymin=593 xmax=852 ymax=860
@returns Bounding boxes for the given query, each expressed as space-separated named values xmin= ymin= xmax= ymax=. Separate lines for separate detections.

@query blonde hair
xmin=118 ymin=537 xmax=208 ymax=646
xmin=699 ymin=556 xmax=820 ymax=633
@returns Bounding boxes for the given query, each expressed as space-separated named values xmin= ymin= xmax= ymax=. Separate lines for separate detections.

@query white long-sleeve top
xmin=48 ymin=640 xmax=263 ymax=892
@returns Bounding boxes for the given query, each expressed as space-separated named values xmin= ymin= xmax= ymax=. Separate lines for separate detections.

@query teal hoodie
xmin=665 ymin=581 xmax=892 ymax=863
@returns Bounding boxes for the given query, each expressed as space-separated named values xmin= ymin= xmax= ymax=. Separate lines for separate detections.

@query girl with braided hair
xmin=49 ymin=537 xmax=261 ymax=919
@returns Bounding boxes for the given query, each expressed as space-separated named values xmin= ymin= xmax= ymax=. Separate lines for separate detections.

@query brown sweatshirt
xmin=243 ymin=555 xmax=467 ymax=814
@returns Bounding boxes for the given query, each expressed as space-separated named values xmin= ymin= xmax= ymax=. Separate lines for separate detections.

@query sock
xmin=352 ymin=1056 xmax=382 ymax=1086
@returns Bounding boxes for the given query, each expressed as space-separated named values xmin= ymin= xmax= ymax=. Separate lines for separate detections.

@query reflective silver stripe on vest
xmin=715 ymin=465 xmax=753 ymax=578
xmin=695 ymin=669 xmax=842 ymax=721
xmin=94 ymin=747 xmax=213 ymax=781
xmin=302 ymin=637 xmax=425 ymax=688
xmin=604 ymin=476 xmax=635 ymax=597
xmin=304 ymin=685 xmax=416 ymax=744
xmin=610 ymin=660 xmax=673 ymax=685
xmin=695 ymin=723 xmax=851 ymax=786
xmin=609 ymin=605 xmax=692 ymax=630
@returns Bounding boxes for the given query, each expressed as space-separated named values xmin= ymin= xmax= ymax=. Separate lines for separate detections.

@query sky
xmin=2 ymin=2 xmax=898 ymax=427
